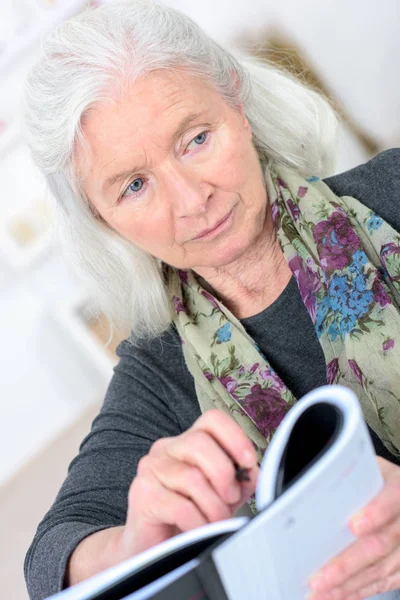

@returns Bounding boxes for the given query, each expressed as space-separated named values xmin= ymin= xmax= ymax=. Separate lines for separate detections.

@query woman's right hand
xmin=119 ymin=408 xmax=259 ymax=557
xmin=66 ymin=409 xmax=259 ymax=587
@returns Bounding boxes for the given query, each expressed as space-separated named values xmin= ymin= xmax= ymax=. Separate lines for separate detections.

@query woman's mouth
xmin=191 ymin=207 xmax=235 ymax=242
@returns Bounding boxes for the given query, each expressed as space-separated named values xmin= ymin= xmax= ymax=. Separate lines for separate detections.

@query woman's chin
xmin=188 ymin=234 xmax=255 ymax=272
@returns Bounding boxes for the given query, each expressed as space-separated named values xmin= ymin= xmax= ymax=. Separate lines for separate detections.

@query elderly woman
xmin=23 ymin=2 xmax=400 ymax=599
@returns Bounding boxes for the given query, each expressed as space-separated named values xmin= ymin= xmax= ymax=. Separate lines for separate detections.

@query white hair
xmin=22 ymin=0 xmax=339 ymax=345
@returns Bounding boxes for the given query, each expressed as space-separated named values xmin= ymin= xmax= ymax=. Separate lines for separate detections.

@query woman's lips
xmin=191 ymin=207 xmax=235 ymax=241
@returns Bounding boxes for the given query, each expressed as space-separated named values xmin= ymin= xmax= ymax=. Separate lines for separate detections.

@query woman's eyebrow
xmin=172 ymin=111 xmax=205 ymax=142
xmin=102 ymin=111 xmax=206 ymax=193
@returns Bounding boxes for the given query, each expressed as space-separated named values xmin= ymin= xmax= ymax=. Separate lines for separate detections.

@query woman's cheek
xmin=109 ymin=210 xmax=148 ymax=247
xmin=131 ymin=221 xmax=158 ymax=248
xmin=136 ymin=214 xmax=174 ymax=254
xmin=212 ymin=133 xmax=254 ymax=189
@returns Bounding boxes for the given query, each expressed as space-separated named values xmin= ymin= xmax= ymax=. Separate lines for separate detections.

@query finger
xmin=350 ymin=459 xmax=400 ymax=536
xmin=323 ymin=543 xmax=400 ymax=600
xmin=129 ymin=469 xmax=209 ymax=533
xmin=191 ymin=409 xmax=258 ymax=468
xmin=152 ymin=456 xmax=236 ymax=522
xmin=349 ymin=568 xmax=400 ymax=600
xmin=308 ymin=520 xmax=400 ymax=593
xmin=166 ymin=428 xmax=258 ymax=505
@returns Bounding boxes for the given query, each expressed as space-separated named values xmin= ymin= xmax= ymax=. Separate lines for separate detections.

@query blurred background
xmin=0 ymin=0 xmax=399 ymax=598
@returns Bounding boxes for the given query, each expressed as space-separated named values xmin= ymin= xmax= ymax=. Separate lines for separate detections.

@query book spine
xmin=194 ymin=555 xmax=230 ymax=600
xmin=146 ymin=558 xmax=229 ymax=600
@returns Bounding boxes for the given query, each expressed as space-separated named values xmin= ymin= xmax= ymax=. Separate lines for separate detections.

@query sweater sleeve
xmin=324 ymin=147 xmax=400 ymax=230
xmin=24 ymin=326 xmax=199 ymax=600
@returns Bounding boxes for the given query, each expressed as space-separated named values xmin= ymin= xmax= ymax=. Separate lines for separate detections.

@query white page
xmin=213 ymin=385 xmax=384 ymax=600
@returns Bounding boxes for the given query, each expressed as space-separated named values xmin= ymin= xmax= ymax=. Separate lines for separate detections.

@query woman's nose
xmin=163 ymin=164 xmax=212 ymax=218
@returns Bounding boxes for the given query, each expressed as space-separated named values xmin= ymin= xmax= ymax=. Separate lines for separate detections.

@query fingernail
xmin=351 ymin=509 xmax=364 ymax=520
xmin=308 ymin=572 xmax=325 ymax=591
xmin=352 ymin=515 xmax=368 ymax=535
xmin=242 ymin=449 xmax=255 ymax=467
xmin=351 ymin=510 xmax=367 ymax=534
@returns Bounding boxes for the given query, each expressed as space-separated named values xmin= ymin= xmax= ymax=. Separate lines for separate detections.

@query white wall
xmin=168 ymin=0 xmax=400 ymax=148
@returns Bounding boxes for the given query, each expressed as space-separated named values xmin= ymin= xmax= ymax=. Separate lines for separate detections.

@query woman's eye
xmin=187 ymin=131 xmax=208 ymax=150
xmin=122 ymin=177 xmax=145 ymax=198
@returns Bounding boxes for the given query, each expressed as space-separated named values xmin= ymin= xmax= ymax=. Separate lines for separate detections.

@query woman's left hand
xmin=308 ymin=457 xmax=400 ymax=599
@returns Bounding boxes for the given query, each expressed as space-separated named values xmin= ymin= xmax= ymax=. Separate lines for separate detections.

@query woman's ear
xmin=230 ymin=70 xmax=252 ymax=135
xmin=237 ymin=102 xmax=252 ymax=137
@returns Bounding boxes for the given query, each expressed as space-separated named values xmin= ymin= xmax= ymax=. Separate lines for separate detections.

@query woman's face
xmin=77 ymin=69 xmax=268 ymax=270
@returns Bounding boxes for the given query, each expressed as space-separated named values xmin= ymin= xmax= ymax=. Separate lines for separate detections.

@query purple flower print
xmin=271 ymin=199 xmax=280 ymax=224
xmin=313 ymin=210 xmax=360 ymax=272
xmin=219 ymin=376 xmax=238 ymax=397
xmin=238 ymin=366 xmax=246 ymax=375
xmin=260 ymin=368 xmax=286 ymax=391
xmin=201 ymin=289 xmax=219 ymax=308
xmin=326 ymin=358 xmax=339 ymax=385
xmin=226 ymin=380 xmax=238 ymax=394
xmin=372 ymin=276 xmax=391 ymax=307
xmin=349 ymin=359 xmax=363 ymax=387
xmin=276 ymin=176 xmax=288 ymax=189
xmin=380 ymin=243 xmax=400 ymax=282
xmin=287 ymin=198 xmax=300 ymax=221
xmin=249 ymin=362 xmax=260 ymax=374
xmin=242 ymin=384 xmax=290 ymax=437
xmin=204 ymin=370 xmax=214 ymax=382
xmin=383 ymin=339 xmax=395 ymax=353
xmin=298 ymin=186 xmax=308 ymax=198
xmin=289 ymin=255 xmax=321 ymax=323
xmin=288 ymin=255 xmax=303 ymax=272
xmin=381 ymin=243 xmax=400 ymax=259
xmin=172 ymin=295 xmax=186 ymax=314
xmin=177 ymin=269 xmax=189 ymax=285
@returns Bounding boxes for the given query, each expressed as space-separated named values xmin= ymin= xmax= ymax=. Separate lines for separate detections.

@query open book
xmin=47 ymin=384 xmax=384 ymax=600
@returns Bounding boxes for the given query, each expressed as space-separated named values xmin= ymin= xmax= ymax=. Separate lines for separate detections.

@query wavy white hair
xmin=22 ymin=0 xmax=339 ymax=345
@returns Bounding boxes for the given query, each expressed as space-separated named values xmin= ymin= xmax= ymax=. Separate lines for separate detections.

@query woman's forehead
xmin=75 ymin=70 xmax=227 ymax=196
xmin=97 ymin=69 xmax=218 ymax=123
xmin=80 ymin=70 xmax=222 ymax=150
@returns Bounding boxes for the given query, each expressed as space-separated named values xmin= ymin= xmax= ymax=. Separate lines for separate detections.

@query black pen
xmin=234 ymin=462 xmax=251 ymax=482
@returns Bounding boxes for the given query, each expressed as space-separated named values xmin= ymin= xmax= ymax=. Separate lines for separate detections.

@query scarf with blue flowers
xmin=167 ymin=162 xmax=400 ymax=472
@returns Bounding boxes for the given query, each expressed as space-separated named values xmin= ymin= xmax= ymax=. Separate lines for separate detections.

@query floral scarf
xmin=166 ymin=163 xmax=400 ymax=479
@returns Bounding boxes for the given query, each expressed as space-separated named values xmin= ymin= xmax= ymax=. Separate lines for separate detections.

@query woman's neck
xmin=193 ymin=216 xmax=292 ymax=320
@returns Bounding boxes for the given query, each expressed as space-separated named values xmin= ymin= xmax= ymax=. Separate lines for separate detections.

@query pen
xmin=234 ymin=462 xmax=250 ymax=482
